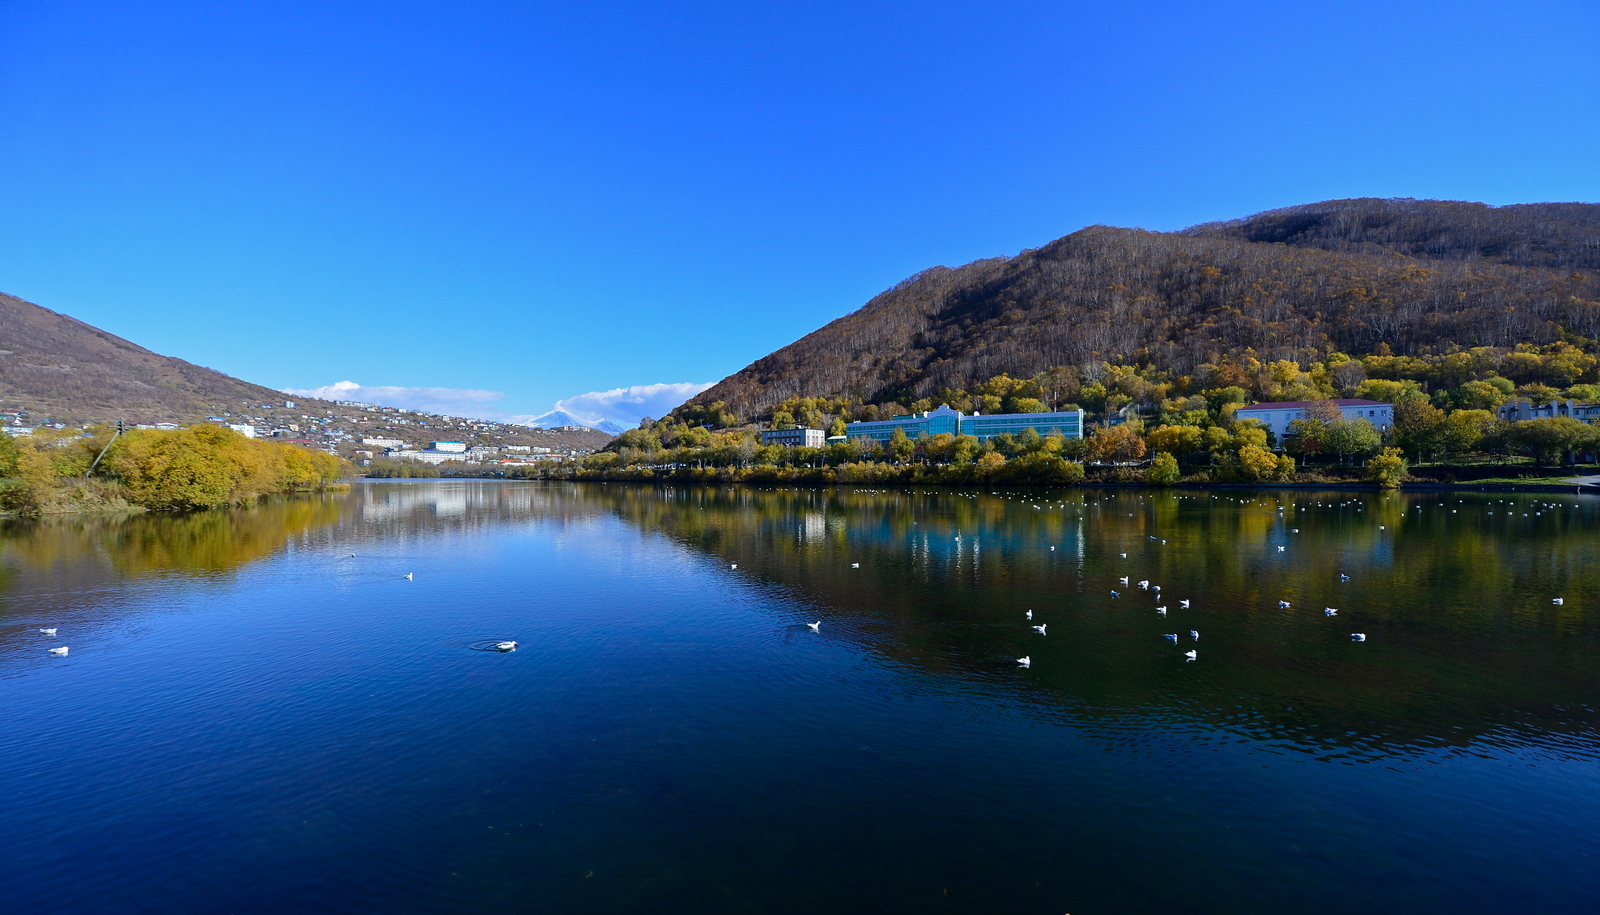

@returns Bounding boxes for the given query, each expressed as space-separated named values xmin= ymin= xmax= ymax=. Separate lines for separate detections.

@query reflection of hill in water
xmin=588 ymin=484 xmax=1600 ymax=759
xmin=5 ymin=481 xmax=1595 ymax=760
xmin=1 ymin=496 xmax=346 ymax=581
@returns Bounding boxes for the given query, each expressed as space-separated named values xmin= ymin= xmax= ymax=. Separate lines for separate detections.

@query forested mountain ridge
xmin=683 ymin=198 xmax=1600 ymax=422
xmin=1185 ymin=198 xmax=1600 ymax=270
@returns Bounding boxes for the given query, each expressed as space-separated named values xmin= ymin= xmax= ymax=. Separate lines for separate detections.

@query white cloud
xmin=281 ymin=380 xmax=505 ymax=416
xmin=281 ymin=379 xmax=716 ymax=430
xmin=507 ymin=382 xmax=715 ymax=429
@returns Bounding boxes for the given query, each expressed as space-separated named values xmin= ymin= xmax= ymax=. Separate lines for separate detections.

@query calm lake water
xmin=2 ymin=481 xmax=1598 ymax=913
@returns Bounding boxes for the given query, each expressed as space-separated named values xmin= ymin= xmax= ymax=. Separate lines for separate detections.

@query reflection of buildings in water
xmin=358 ymin=483 xmax=468 ymax=522
xmin=431 ymin=489 xmax=468 ymax=519
xmin=800 ymin=512 xmax=826 ymax=545
xmin=350 ymin=481 xmax=584 ymax=533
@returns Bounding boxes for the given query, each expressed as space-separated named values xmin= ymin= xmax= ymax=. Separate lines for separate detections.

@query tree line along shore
xmin=536 ymin=346 xmax=1600 ymax=490
xmin=0 ymin=425 xmax=348 ymax=516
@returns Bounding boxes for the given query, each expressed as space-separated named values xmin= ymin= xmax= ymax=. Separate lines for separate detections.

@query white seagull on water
xmin=1179 ymin=600 xmax=1190 ymax=609
xmin=494 ymin=641 xmax=518 ymax=651
xmin=1351 ymin=633 xmax=1366 ymax=641
xmin=1032 ymin=624 xmax=1047 ymax=635
xmin=1190 ymin=630 xmax=1199 ymax=641
xmin=1017 ymin=656 xmax=1031 ymax=668
xmin=1184 ymin=650 xmax=1197 ymax=660
xmin=1279 ymin=600 xmax=1291 ymax=608
xmin=404 ymin=573 xmax=414 ymax=580
xmin=1325 ymin=608 xmax=1338 ymax=616
xmin=1026 ymin=610 xmax=1033 ymax=620
xmin=39 ymin=628 xmax=56 ymax=636
xmin=48 ymin=647 xmax=68 ymax=656
xmin=807 ymin=621 xmax=821 ymax=632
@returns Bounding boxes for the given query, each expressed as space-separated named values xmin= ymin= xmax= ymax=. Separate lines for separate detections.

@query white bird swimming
xmin=1340 ymin=573 xmax=1350 ymax=581
xmin=1026 ymin=610 xmax=1033 ymax=620
xmin=1120 ymin=576 xmax=1129 ymax=585
xmin=1184 ymin=650 xmax=1197 ymax=660
xmin=1279 ymin=600 xmax=1291 ymax=608
xmin=1552 ymin=598 xmax=1564 ymax=605
xmin=1110 ymin=590 xmax=1120 ymax=598
xmin=1325 ymin=608 xmax=1338 ymax=616
xmin=1138 ymin=580 xmax=1149 ymax=589
xmin=807 ymin=621 xmax=821 ymax=632
xmin=1017 ymin=656 xmax=1031 ymax=668
xmin=730 ymin=564 xmax=737 ymax=570
xmin=1157 ymin=606 xmax=1167 ymax=616
xmin=1277 ymin=546 xmax=1286 ymax=552
xmin=38 ymin=628 xmax=56 ymax=636
xmin=404 ymin=573 xmax=414 ymax=580
xmin=1163 ymin=633 xmax=1177 ymax=641
xmin=1179 ymin=600 xmax=1190 ymax=609
xmin=1120 ymin=552 xmax=1127 ymax=558
xmin=1351 ymin=633 xmax=1366 ymax=641
xmin=48 ymin=647 xmax=68 ymax=656
xmin=1032 ymin=624 xmax=1047 ymax=635
xmin=1190 ymin=630 xmax=1199 ymax=641
xmin=851 ymin=562 xmax=859 ymax=568
xmin=494 ymin=641 xmax=518 ymax=651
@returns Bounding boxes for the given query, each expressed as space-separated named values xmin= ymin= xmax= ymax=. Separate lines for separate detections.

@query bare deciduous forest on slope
xmin=686 ymin=198 xmax=1600 ymax=420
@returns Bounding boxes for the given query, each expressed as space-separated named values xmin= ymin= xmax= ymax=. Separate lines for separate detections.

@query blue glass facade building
xmin=844 ymin=404 xmax=1084 ymax=443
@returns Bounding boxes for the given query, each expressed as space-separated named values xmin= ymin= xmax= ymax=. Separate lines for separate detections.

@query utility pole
xmin=86 ymin=419 xmax=125 ymax=477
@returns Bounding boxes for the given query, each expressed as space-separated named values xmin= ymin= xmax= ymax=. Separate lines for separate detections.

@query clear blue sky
xmin=2 ymin=1 xmax=1596 ymax=424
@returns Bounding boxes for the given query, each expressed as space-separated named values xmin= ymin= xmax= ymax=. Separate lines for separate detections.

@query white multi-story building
xmin=761 ymin=427 xmax=827 ymax=448
xmin=1234 ymin=399 xmax=1393 ymax=441
xmin=1498 ymin=399 xmax=1600 ymax=423
xmin=362 ymin=437 xmax=407 ymax=449
xmin=391 ymin=450 xmax=463 ymax=465
xmin=429 ymin=441 xmax=468 ymax=453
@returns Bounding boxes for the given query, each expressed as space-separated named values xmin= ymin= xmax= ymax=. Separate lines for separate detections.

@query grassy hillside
xmin=0 ymin=291 xmax=295 ymax=423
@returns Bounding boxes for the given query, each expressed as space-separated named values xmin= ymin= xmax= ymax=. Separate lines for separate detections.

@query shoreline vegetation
xmin=487 ymin=460 xmax=1595 ymax=492
xmin=557 ymin=346 xmax=1600 ymax=492
xmin=0 ymin=425 xmax=348 ymax=517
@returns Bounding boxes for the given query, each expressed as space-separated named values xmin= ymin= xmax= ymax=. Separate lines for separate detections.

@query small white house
xmin=1234 ymin=399 xmax=1393 ymax=442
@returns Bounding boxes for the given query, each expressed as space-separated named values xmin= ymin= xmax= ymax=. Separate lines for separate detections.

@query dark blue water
xmin=2 ymin=482 xmax=1598 ymax=912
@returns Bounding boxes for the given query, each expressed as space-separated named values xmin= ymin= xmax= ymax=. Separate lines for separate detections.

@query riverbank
xmin=1 ymin=425 xmax=350 ymax=517
xmin=415 ymin=462 xmax=1600 ymax=494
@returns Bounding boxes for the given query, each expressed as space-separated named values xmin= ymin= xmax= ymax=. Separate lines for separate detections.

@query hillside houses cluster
xmin=1 ymin=397 xmax=605 ymax=465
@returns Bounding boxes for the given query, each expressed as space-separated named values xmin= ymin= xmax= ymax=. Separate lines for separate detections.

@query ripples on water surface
xmin=2 ymin=482 xmax=1598 ymax=913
